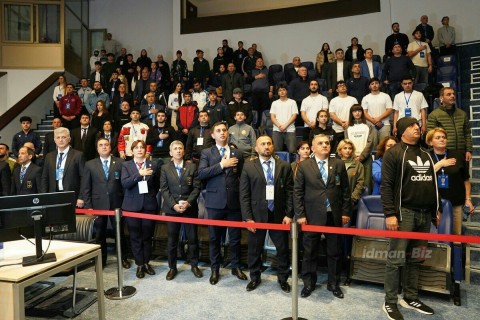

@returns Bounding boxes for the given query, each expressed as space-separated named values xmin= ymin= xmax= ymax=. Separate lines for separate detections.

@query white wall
xmin=173 ymin=0 xmax=480 ymax=66
xmin=88 ymin=0 xmax=480 ymax=67
xmin=89 ymin=0 xmax=174 ymax=62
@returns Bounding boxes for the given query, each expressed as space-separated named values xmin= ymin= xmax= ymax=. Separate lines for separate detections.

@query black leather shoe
xmin=166 ymin=268 xmax=177 ymax=281
xmin=136 ymin=266 xmax=145 ymax=279
xmin=191 ymin=266 xmax=203 ymax=278
xmin=122 ymin=259 xmax=131 ymax=269
xmin=210 ymin=270 xmax=219 ymax=285
xmin=231 ymin=267 xmax=248 ymax=280
xmin=327 ymin=285 xmax=344 ymax=299
xmin=144 ymin=263 xmax=156 ymax=275
xmin=279 ymin=281 xmax=291 ymax=293
xmin=301 ymin=286 xmax=315 ymax=298
xmin=246 ymin=279 xmax=261 ymax=291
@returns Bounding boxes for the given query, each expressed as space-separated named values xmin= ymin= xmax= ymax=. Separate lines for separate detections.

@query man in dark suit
xmin=43 ymin=118 xmax=62 ymax=155
xmin=41 ymin=127 xmax=85 ymax=208
xmin=240 ymin=135 xmax=293 ymax=292
xmin=294 ymin=134 xmax=351 ymax=299
xmin=11 ymin=146 xmax=41 ymax=195
xmin=81 ymin=137 xmax=129 ymax=268
xmin=327 ymin=49 xmax=352 ymax=94
xmin=198 ymin=121 xmax=248 ymax=285
xmin=71 ymin=114 xmax=98 ymax=161
xmin=160 ymin=140 xmax=202 ymax=280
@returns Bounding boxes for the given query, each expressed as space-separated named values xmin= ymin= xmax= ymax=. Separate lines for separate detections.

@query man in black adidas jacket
xmin=380 ymin=117 xmax=441 ymax=320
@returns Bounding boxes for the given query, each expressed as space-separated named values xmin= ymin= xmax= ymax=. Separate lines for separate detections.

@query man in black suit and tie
xmin=294 ymin=134 xmax=351 ymax=299
xmin=198 ymin=121 xmax=248 ymax=285
xmin=160 ymin=140 xmax=202 ymax=280
xmin=11 ymin=146 xmax=41 ymax=195
xmin=240 ymin=135 xmax=294 ymax=292
xmin=0 ymin=154 xmax=12 ymax=196
xmin=41 ymin=127 xmax=85 ymax=208
xmin=71 ymin=114 xmax=98 ymax=161
xmin=43 ymin=117 xmax=62 ymax=155
xmin=81 ymin=137 xmax=130 ymax=268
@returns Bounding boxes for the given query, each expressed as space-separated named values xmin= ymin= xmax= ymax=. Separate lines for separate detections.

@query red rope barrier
xmin=75 ymin=208 xmax=480 ymax=244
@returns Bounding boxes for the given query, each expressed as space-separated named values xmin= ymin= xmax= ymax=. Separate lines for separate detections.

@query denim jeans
xmin=272 ymin=131 xmax=296 ymax=154
xmin=384 ymin=207 xmax=432 ymax=303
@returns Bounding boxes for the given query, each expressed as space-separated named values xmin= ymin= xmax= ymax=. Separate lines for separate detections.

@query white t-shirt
xmin=336 ymin=61 xmax=344 ymax=81
xmin=270 ymin=98 xmax=298 ymax=133
xmin=366 ymin=60 xmax=374 ymax=78
xmin=407 ymin=41 xmax=431 ymax=67
xmin=393 ymin=90 xmax=428 ymax=121
xmin=300 ymin=94 xmax=329 ymax=127
xmin=347 ymin=123 xmax=370 ymax=156
xmin=361 ymin=92 xmax=393 ymax=125
xmin=329 ymin=96 xmax=358 ymax=133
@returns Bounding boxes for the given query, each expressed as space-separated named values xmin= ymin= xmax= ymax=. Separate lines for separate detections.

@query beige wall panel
xmin=1 ymin=46 xmax=63 ymax=69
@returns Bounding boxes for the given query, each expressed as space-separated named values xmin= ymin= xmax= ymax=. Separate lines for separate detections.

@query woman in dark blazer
xmin=97 ymin=120 xmax=119 ymax=157
xmin=121 ymin=140 xmax=159 ymax=278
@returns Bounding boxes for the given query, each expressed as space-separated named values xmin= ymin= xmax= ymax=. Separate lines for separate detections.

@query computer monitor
xmin=0 ymin=191 xmax=77 ymax=266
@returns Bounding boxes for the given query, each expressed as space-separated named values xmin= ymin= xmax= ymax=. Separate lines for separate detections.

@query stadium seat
xmin=437 ymin=55 xmax=457 ymax=67
xmin=372 ymin=55 xmax=382 ymax=63
xmin=307 ymin=69 xmax=318 ymax=80
xmin=251 ymin=110 xmax=258 ymax=128
xmin=275 ymin=151 xmax=290 ymax=162
xmin=414 ymin=83 xmax=427 ymax=92
xmin=301 ymin=61 xmax=314 ymax=71
xmin=272 ymin=71 xmax=286 ymax=86
xmin=269 ymin=64 xmax=283 ymax=74
xmin=437 ymin=65 xmax=457 ymax=81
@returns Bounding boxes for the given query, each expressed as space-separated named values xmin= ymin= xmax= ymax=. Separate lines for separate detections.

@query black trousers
xmin=301 ymin=212 xmax=340 ymax=287
xmin=207 ymin=207 xmax=242 ymax=271
xmin=125 ymin=210 xmax=155 ymax=266
xmin=248 ymin=227 xmax=289 ymax=282
xmin=166 ymin=216 xmax=199 ymax=269
xmin=251 ymin=92 xmax=270 ymax=127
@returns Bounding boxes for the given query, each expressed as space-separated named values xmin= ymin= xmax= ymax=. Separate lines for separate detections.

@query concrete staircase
xmin=36 ymin=111 xmax=55 ymax=155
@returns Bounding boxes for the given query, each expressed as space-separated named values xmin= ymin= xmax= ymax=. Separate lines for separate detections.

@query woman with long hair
xmin=315 ymin=43 xmax=335 ymax=77
xmin=53 ymin=75 xmax=67 ymax=118
xmin=344 ymin=104 xmax=375 ymax=193
xmin=371 ymin=135 xmax=397 ymax=195
xmin=91 ymin=100 xmax=112 ymax=132
xmin=291 ymin=140 xmax=311 ymax=177
xmin=121 ymin=140 xmax=159 ymax=279
xmin=168 ymin=82 xmax=184 ymax=131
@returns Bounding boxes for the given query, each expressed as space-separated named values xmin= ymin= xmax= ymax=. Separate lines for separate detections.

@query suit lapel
xmin=63 ymin=149 xmax=73 ymax=173
xmin=254 ymin=159 xmax=266 ymax=184
xmin=169 ymin=162 xmax=181 ymax=182
xmin=310 ymin=158 xmax=328 ymax=187
xmin=95 ymin=158 xmax=106 ymax=180
xmin=273 ymin=158 xmax=282 ymax=182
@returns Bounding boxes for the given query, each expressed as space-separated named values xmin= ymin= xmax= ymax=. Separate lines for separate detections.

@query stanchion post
xmin=105 ymin=208 xmax=137 ymax=300
xmin=282 ymin=222 xmax=307 ymax=320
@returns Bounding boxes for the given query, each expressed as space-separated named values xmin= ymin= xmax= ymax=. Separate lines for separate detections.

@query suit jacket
xmin=160 ymin=161 xmax=200 ymax=216
xmin=0 ymin=161 xmax=12 ymax=196
xmin=294 ymin=157 xmax=351 ymax=226
xmin=80 ymin=156 xmax=123 ymax=210
xmin=222 ymin=72 xmax=244 ymax=103
xmin=43 ymin=131 xmax=56 ymax=155
xmin=240 ymin=156 xmax=293 ymax=223
xmin=327 ymin=61 xmax=353 ymax=90
xmin=198 ymin=145 xmax=244 ymax=210
xmin=121 ymin=159 xmax=159 ymax=212
xmin=41 ymin=148 xmax=85 ymax=199
xmin=71 ymin=126 xmax=99 ymax=161
xmin=11 ymin=162 xmax=42 ymax=195
xmin=359 ymin=60 xmax=382 ymax=80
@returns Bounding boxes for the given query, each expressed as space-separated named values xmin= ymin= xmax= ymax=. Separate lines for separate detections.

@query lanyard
xmin=404 ymin=92 xmax=412 ymax=108
xmin=200 ymin=127 xmax=204 ymax=136
xmin=131 ymin=123 xmax=138 ymax=137
xmin=434 ymin=152 xmax=447 ymax=175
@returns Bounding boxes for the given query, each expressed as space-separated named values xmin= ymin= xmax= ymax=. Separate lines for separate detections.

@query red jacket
xmin=59 ymin=94 xmax=82 ymax=116
xmin=176 ymin=103 xmax=199 ymax=131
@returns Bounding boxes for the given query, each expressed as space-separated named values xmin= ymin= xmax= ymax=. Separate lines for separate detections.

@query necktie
xmin=319 ymin=160 xmax=331 ymax=208
xmin=81 ymin=128 xmax=87 ymax=140
xmin=136 ymin=162 xmax=143 ymax=170
xmin=57 ymin=152 xmax=64 ymax=170
xmin=105 ymin=134 xmax=110 ymax=141
xmin=20 ymin=165 xmax=26 ymax=184
xmin=103 ymin=159 xmax=109 ymax=178
xmin=176 ymin=165 xmax=182 ymax=177
xmin=265 ymin=161 xmax=274 ymax=212
xmin=220 ymin=147 xmax=226 ymax=157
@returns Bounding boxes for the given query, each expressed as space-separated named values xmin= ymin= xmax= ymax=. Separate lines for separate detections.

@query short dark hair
xmin=277 ymin=83 xmax=288 ymax=91
xmin=336 ymin=80 xmax=346 ymax=88
xmin=391 ymin=22 xmax=399 ymax=28
xmin=208 ymin=89 xmax=217 ymax=96
xmin=401 ymin=74 xmax=414 ymax=82
xmin=335 ymin=48 xmax=344 ymax=54
xmin=20 ymin=116 xmax=32 ymax=123
xmin=183 ymin=91 xmax=192 ymax=97
xmin=127 ymin=53 xmax=133 ymax=58
xmin=0 ymin=143 xmax=9 ymax=150
xmin=198 ymin=110 xmax=209 ymax=117
xmin=212 ymin=121 xmax=227 ymax=131
xmin=369 ymin=77 xmax=380 ymax=85
xmin=94 ymin=61 xmax=102 ymax=66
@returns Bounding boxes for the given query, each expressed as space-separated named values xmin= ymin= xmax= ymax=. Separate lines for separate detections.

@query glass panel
xmin=3 ymin=4 xmax=31 ymax=41
xmin=38 ymin=4 xmax=60 ymax=43
xmin=82 ymin=0 xmax=89 ymax=26
xmin=81 ymin=26 xmax=89 ymax=76
xmin=65 ymin=0 xmax=81 ymax=17
xmin=64 ymin=9 xmax=82 ymax=75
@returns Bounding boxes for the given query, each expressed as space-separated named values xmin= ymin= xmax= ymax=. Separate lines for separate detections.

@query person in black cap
xmin=381 ymin=116 xmax=441 ymax=320
xmin=192 ymin=49 xmax=210 ymax=88
xmin=171 ymin=50 xmax=189 ymax=87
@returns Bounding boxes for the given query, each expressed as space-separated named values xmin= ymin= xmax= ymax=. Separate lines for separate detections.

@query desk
xmin=0 ymin=240 xmax=105 ymax=320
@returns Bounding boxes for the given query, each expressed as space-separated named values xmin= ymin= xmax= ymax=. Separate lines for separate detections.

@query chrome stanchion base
xmin=281 ymin=317 xmax=308 ymax=320
xmin=105 ymin=286 xmax=137 ymax=300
